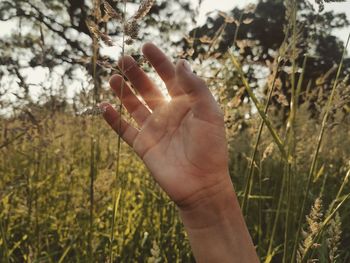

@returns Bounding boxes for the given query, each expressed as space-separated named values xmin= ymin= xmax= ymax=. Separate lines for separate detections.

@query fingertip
xmin=176 ymin=59 xmax=193 ymax=75
xmin=141 ymin=42 xmax=156 ymax=55
xmin=109 ymin=74 xmax=123 ymax=89
xmin=98 ymin=102 xmax=110 ymax=116
xmin=141 ymin=41 xmax=154 ymax=51
xmin=99 ymin=102 xmax=119 ymax=126
xmin=117 ymin=55 xmax=134 ymax=70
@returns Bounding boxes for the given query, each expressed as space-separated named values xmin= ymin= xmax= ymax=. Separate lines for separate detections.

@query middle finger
xmin=118 ymin=55 xmax=165 ymax=111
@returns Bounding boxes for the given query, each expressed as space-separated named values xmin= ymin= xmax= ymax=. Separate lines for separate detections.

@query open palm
xmin=101 ymin=43 xmax=232 ymax=209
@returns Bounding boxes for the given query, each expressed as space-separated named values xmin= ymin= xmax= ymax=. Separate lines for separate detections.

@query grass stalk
xmin=258 ymin=159 xmax=263 ymax=256
xmin=282 ymin=162 xmax=292 ymax=263
xmin=241 ymin=59 xmax=281 ymax=214
xmin=92 ymin=28 xmax=99 ymax=104
xmin=233 ymin=12 xmax=243 ymax=45
xmin=88 ymin=1 xmax=100 ymax=258
xmin=88 ymin=137 xmax=96 ymax=262
xmin=295 ymin=55 xmax=308 ymax=106
xmin=109 ymin=1 xmax=127 ymax=261
xmin=291 ymin=32 xmax=350 ymax=262
xmin=327 ymin=168 xmax=350 ymax=217
xmin=283 ymin=4 xmax=298 ymax=260
xmin=34 ymin=152 xmax=42 ymax=258
xmin=229 ymin=51 xmax=288 ymax=161
xmin=265 ymin=162 xmax=287 ymax=263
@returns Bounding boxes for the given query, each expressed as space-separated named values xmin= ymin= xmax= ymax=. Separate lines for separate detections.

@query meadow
xmin=1 ymin=0 xmax=350 ymax=262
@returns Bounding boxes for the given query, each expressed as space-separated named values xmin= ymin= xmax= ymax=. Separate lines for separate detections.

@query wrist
xmin=177 ymin=173 xmax=239 ymax=230
xmin=178 ymin=174 xmax=259 ymax=263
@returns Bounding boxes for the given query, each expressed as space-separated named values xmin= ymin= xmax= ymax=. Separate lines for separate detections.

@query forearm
xmin=179 ymin=177 xmax=259 ymax=263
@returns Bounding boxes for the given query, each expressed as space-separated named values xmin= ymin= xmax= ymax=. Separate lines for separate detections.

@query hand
xmin=101 ymin=43 xmax=259 ymax=262
xmin=101 ymin=43 xmax=232 ymax=211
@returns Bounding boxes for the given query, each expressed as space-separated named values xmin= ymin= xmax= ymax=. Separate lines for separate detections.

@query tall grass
xmin=0 ymin=1 xmax=350 ymax=262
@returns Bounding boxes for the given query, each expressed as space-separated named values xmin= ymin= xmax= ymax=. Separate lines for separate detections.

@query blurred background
xmin=1 ymin=0 xmax=350 ymax=262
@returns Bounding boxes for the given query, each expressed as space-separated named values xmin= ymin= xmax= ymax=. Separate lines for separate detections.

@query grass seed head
xmin=124 ymin=20 xmax=140 ymax=39
xmin=327 ymin=212 xmax=342 ymax=262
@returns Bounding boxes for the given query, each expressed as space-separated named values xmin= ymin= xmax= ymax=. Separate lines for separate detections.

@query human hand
xmin=101 ymin=43 xmax=232 ymax=210
xmin=101 ymin=43 xmax=258 ymax=262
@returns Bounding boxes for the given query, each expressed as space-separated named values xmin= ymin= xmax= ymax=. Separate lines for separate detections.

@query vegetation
xmin=0 ymin=0 xmax=350 ymax=262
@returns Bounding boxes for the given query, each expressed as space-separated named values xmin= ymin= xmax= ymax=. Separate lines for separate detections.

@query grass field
xmin=1 ymin=86 xmax=350 ymax=262
xmin=1 ymin=0 xmax=350 ymax=262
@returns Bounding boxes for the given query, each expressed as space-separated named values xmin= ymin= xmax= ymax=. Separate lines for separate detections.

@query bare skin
xmin=100 ymin=42 xmax=259 ymax=263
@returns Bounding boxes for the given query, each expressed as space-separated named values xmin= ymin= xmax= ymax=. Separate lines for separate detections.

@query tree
xmin=179 ymin=0 xmax=350 ymax=120
xmin=0 ymin=0 xmax=194 ymax=114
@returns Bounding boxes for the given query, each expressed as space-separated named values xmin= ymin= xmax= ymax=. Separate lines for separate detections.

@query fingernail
xmin=183 ymin=60 xmax=192 ymax=72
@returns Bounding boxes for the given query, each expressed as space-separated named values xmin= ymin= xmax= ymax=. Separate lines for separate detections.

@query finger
xmin=109 ymin=74 xmax=150 ymax=126
xmin=175 ymin=60 xmax=222 ymax=123
xmin=142 ymin=42 xmax=183 ymax=97
xmin=118 ymin=55 xmax=165 ymax=110
xmin=100 ymin=102 xmax=139 ymax=148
